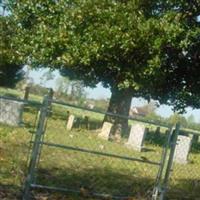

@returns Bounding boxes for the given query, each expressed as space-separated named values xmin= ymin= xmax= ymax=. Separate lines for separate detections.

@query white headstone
xmin=174 ymin=135 xmax=191 ymax=164
xmin=0 ymin=98 xmax=23 ymax=126
xmin=126 ymin=124 xmax=146 ymax=152
xmin=66 ymin=115 xmax=75 ymax=130
xmin=98 ymin=122 xmax=113 ymax=140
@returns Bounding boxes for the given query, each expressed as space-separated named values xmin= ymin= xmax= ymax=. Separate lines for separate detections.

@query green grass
xmin=0 ymin=87 xmax=200 ymax=199
xmin=1 ymin=106 xmax=200 ymax=200
xmin=0 ymin=87 xmax=43 ymax=102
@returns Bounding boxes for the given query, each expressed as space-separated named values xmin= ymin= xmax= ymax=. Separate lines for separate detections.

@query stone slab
xmin=126 ymin=124 xmax=146 ymax=152
xmin=0 ymin=98 xmax=23 ymax=126
xmin=174 ymin=135 xmax=191 ymax=164
xmin=66 ymin=115 xmax=75 ymax=130
xmin=98 ymin=122 xmax=113 ymax=140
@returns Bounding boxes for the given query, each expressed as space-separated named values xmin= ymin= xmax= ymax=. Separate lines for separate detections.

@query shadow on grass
xmin=167 ymin=178 xmax=200 ymax=200
xmin=34 ymin=167 xmax=200 ymax=200
xmin=36 ymin=167 xmax=155 ymax=200
xmin=1 ymin=167 xmax=200 ymax=200
xmin=191 ymin=143 xmax=200 ymax=154
xmin=0 ymin=184 xmax=22 ymax=200
xmin=145 ymin=131 xmax=167 ymax=147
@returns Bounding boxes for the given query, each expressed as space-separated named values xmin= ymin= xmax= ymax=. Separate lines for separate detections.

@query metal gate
xmin=23 ymin=92 xmax=180 ymax=200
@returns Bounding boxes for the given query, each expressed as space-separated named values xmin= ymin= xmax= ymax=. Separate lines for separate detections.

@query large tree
xmin=7 ymin=0 xmax=200 ymax=135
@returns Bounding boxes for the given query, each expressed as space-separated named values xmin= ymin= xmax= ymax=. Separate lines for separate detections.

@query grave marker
xmin=66 ymin=115 xmax=75 ymax=130
xmin=0 ymin=98 xmax=23 ymax=126
xmin=174 ymin=135 xmax=191 ymax=164
xmin=126 ymin=124 xmax=146 ymax=152
xmin=98 ymin=122 xmax=113 ymax=140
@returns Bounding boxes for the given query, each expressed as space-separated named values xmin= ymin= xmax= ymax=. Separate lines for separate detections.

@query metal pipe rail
xmin=30 ymin=184 xmax=131 ymax=200
xmin=0 ymin=95 xmax=42 ymax=107
xmin=51 ymin=99 xmax=171 ymax=128
xmin=33 ymin=141 xmax=161 ymax=166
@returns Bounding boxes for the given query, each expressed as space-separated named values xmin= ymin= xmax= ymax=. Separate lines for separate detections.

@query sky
xmin=27 ymin=67 xmax=200 ymax=123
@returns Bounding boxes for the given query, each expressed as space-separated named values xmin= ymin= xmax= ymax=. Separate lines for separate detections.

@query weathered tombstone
xmin=126 ymin=124 xmax=146 ymax=152
xmin=66 ymin=115 xmax=75 ymax=130
xmin=174 ymin=135 xmax=192 ymax=164
xmin=98 ymin=122 xmax=113 ymax=140
xmin=0 ymin=99 xmax=23 ymax=126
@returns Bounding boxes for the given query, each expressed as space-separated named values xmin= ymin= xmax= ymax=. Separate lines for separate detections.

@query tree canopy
xmin=7 ymin=0 xmax=200 ymax=111
xmin=0 ymin=12 xmax=24 ymax=87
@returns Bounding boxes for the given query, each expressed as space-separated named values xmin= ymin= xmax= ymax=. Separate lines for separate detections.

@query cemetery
xmin=1 ymin=1 xmax=200 ymax=200
xmin=0 ymin=90 xmax=200 ymax=200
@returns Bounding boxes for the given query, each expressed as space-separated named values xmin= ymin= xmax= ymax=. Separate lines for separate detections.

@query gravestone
xmin=0 ymin=98 xmax=23 ymax=126
xmin=66 ymin=115 xmax=75 ymax=130
xmin=174 ymin=135 xmax=192 ymax=164
xmin=126 ymin=124 xmax=146 ymax=151
xmin=98 ymin=122 xmax=113 ymax=140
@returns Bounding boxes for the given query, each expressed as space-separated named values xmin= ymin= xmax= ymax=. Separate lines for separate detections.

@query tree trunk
xmin=104 ymin=87 xmax=132 ymax=141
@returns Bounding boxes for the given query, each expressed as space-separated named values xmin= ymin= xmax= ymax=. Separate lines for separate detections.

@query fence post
xmin=152 ymin=125 xmax=174 ymax=200
xmin=23 ymin=94 xmax=52 ymax=200
xmin=34 ymin=89 xmax=54 ymax=176
xmin=159 ymin=123 xmax=181 ymax=200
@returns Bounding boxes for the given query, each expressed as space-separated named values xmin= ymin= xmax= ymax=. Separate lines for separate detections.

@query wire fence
xmin=1 ymin=91 xmax=200 ymax=200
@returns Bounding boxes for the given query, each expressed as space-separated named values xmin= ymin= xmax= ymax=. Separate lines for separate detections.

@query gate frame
xmin=23 ymin=94 xmax=52 ymax=200
xmin=22 ymin=93 xmax=180 ymax=200
xmin=152 ymin=123 xmax=180 ymax=200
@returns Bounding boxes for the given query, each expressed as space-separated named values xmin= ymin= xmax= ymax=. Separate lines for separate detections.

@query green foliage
xmin=55 ymin=76 xmax=87 ymax=105
xmin=6 ymin=0 xmax=200 ymax=111
xmin=168 ymin=113 xmax=188 ymax=127
xmin=0 ymin=15 xmax=24 ymax=87
xmin=145 ymin=112 xmax=164 ymax=122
